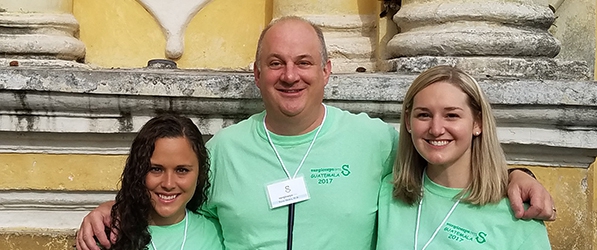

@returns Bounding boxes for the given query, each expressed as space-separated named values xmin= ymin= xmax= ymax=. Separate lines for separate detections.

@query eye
xmin=176 ymin=167 xmax=190 ymax=174
xmin=268 ymin=60 xmax=282 ymax=69
xmin=297 ymin=60 xmax=313 ymax=68
xmin=149 ymin=166 xmax=162 ymax=173
xmin=415 ymin=112 xmax=431 ymax=119
xmin=446 ymin=113 xmax=461 ymax=119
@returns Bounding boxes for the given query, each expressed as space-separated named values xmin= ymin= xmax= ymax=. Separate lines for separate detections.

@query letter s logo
xmin=476 ymin=232 xmax=487 ymax=244
xmin=341 ymin=165 xmax=351 ymax=176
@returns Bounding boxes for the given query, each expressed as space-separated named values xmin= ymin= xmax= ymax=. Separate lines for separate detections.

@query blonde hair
xmin=393 ymin=65 xmax=508 ymax=205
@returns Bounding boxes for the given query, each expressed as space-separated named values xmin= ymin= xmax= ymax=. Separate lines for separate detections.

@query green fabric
xmin=148 ymin=211 xmax=224 ymax=250
xmin=203 ymin=105 xmax=399 ymax=250
xmin=377 ymin=174 xmax=551 ymax=249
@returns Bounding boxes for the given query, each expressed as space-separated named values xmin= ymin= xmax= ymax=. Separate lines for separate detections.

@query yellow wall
xmin=527 ymin=165 xmax=592 ymax=250
xmin=0 ymin=154 xmax=124 ymax=191
xmin=73 ymin=0 xmax=272 ymax=70
xmin=273 ymin=0 xmax=375 ymax=16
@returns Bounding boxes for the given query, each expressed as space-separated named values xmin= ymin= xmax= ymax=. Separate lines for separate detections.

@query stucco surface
xmin=73 ymin=0 xmax=268 ymax=70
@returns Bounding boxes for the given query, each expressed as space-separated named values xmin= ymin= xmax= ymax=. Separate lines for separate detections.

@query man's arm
xmin=507 ymin=169 xmax=556 ymax=221
xmin=75 ymin=201 xmax=116 ymax=250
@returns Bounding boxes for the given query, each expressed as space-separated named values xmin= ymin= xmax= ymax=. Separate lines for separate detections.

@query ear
xmin=473 ymin=115 xmax=482 ymax=136
xmin=253 ymin=61 xmax=261 ymax=88
xmin=404 ymin=110 xmax=412 ymax=133
xmin=322 ymin=60 xmax=332 ymax=86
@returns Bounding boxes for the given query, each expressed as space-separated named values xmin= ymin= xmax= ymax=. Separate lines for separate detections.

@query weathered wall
xmin=531 ymin=166 xmax=592 ymax=250
xmin=73 ymin=0 xmax=271 ymax=70
xmin=0 ymin=0 xmax=596 ymax=249
xmin=548 ymin=0 xmax=596 ymax=78
xmin=1 ymin=68 xmax=596 ymax=249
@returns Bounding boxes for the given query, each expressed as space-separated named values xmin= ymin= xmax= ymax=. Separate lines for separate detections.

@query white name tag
xmin=266 ymin=176 xmax=310 ymax=209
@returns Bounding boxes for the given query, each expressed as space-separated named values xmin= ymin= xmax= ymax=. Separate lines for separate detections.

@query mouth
xmin=156 ymin=193 xmax=180 ymax=202
xmin=426 ymin=140 xmax=451 ymax=146
xmin=277 ymin=88 xmax=305 ymax=94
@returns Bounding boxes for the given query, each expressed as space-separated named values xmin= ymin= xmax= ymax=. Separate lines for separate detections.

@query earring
xmin=474 ymin=131 xmax=480 ymax=136
xmin=408 ymin=130 xmax=412 ymax=133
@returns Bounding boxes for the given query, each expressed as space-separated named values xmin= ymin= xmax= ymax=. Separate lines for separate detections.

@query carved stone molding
xmin=383 ymin=0 xmax=593 ymax=79
xmin=0 ymin=191 xmax=115 ymax=229
xmin=0 ymin=13 xmax=85 ymax=61
xmin=388 ymin=1 xmax=560 ymax=58
xmin=1 ymin=68 xmax=595 ymax=167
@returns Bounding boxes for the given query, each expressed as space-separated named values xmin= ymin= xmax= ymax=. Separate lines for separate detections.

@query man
xmin=76 ymin=16 xmax=555 ymax=250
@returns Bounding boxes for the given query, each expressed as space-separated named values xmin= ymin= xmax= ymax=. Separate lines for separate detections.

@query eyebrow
xmin=150 ymin=163 xmax=194 ymax=168
xmin=413 ymin=106 xmax=464 ymax=111
xmin=267 ymin=53 xmax=314 ymax=60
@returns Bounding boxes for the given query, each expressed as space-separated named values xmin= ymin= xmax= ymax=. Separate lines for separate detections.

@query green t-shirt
xmin=203 ymin=105 xmax=399 ymax=250
xmin=148 ymin=211 xmax=224 ymax=250
xmin=377 ymin=174 xmax=551 ymax=249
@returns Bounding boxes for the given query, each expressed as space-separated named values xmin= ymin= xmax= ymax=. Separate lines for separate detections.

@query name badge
xmin=266 ymin=176 xmax=310 ymax=209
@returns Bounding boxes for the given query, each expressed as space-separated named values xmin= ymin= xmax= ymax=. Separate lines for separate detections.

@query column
xmin=385 ymin=0 xmax=590 ymax=80
xmin=273 ymin=0 xmax=378 ymax=73
xmin=0 ymin=0 xmax=85 ymax=66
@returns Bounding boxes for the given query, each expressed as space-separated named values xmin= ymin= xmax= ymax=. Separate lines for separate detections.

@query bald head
xmin=255 ymin=16 xmax=328 ymax=69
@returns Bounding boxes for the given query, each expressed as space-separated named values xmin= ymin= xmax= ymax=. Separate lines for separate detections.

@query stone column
xmin=386 ymin=0 xmax=591 ymax=80
xmin=0 ymin=0 xmax=85 ymax=66
xmin=273 ymin=0 xmax=377 ymax=73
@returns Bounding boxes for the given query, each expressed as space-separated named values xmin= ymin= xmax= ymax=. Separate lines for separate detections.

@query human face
xmin=406 ymin=81 xmax=481 ymax=170
xmin=254 ymin=19 xmax=331 ymax=120
xmin=146 ymin=137 xmax=199 ymax=226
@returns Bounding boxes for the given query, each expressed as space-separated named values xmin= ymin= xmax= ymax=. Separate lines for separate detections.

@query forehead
xmin=151 ymin=137 xmax=197 ymax=161
xmin=413 ymin=81 xmax=470 ymax=108
xmin=260 ymin=20 xmax=321 ymax=58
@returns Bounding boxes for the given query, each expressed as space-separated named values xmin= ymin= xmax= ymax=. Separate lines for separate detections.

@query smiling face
xmin=253 ymin=18 xmax=331 ymax=121
xmin=406 ymin=81 xmax=482 ymax=170
xmin=146 ymin=136 xmax=199 ymax=226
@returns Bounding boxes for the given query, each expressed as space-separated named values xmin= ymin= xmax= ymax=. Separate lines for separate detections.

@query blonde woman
xmin=377 ymin=66 xmax=551 ymax=249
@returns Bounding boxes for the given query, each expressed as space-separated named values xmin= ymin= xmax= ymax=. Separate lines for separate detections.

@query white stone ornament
xmin=136 ymin=0 xmax=212 ymax=59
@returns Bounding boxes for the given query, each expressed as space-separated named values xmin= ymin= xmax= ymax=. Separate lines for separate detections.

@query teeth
xmin=429 ymin=140 xmax=449 ymax=146
xmin=158 ymin=194 xmax=177 ymax=200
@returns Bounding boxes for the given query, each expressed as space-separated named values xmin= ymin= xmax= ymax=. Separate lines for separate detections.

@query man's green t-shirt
xmin=203 ymin=106 xmax=399 ymax=249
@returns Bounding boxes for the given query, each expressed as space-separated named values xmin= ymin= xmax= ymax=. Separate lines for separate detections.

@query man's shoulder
xmin=207 ymin=112 xmax=262 ymax=147
xmin=328 ymin=105 xmax=396 ymax=133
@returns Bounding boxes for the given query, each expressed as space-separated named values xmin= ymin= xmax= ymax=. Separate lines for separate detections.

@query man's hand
xmin=75 ymin=201 xmax=116 ymax=250
xmin=507 ymin=170 xmax=556 ymax=221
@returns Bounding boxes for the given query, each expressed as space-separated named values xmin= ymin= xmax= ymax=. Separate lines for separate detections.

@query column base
xmin=0 ymin=13 xmax=85 ymax=61
xmin=303 ymin=14 xmax=377 ymax=73
xmin=0 ymin=58 xmax=91 ymax=68
xmin=388 ymin=56 xmax=591 ymax=81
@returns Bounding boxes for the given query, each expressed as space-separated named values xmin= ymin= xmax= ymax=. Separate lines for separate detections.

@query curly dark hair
xmin=110 ymin=114 xmax=211 ymax=250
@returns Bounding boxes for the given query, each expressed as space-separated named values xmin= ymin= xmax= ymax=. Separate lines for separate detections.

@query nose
xmin=428 ymin=116 xmax=445 ymax=136
xmin=161 ymin=171 xmax=175 ymax=191
xmin=280 ymin=63 xmax=299 ymax=84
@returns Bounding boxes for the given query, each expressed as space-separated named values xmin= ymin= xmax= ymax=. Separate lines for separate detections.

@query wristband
xmin=508 ymin=167 xmax=536 ymax=179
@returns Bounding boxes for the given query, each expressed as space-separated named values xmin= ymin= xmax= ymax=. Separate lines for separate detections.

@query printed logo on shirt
xmin=309 ymin=164 xmax=351 ymax=185
xmin=443 ymin=222 xmax=487 ymax=245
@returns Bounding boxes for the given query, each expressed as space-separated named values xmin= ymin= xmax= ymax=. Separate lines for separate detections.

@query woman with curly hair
xmin=110 ymin=114 xmax=223 ymax=250
xmin=377 ymin=66 xmax=551 ymax=249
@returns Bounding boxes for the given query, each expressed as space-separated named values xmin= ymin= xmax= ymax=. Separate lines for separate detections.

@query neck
xmin=149 ymin=210 xmax=186 ymax=226
xmin=265 ymin=104 xmax=325 ymax=135
xmin=426 ymin=163 xmax=471 ymax=189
